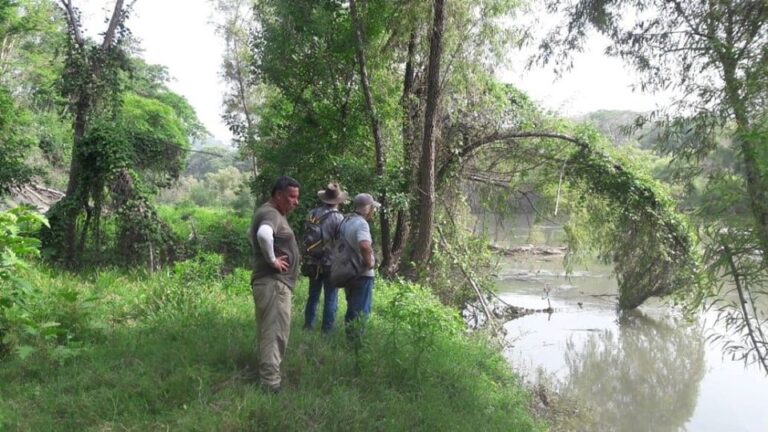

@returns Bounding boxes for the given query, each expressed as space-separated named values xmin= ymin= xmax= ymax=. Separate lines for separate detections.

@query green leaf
xmin=15 ymin=345 xmax=36 ymax=360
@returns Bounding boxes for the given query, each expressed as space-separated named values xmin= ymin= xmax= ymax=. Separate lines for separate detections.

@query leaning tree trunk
xmin=409 ymin=0 xmax=446 ymax=265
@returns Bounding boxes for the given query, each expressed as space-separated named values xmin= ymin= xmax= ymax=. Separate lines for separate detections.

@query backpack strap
xmin=305 ymin=208 xmax=341 ymax=255
xmin=316 ymin=208 xmax=340 ymax=243
xmin=319 ymin=208 xmax=339 ymax=221
xmin=335 ymin=213 xmax=367 ymax=247
xmin=334 ymin=213 xmax=355 ymax=239
xmin=309 ymin=207 xmax=339 ymax=224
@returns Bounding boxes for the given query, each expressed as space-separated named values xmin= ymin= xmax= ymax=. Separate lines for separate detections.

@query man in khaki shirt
xmin=250 ymin=176 xmax=300 ymax=393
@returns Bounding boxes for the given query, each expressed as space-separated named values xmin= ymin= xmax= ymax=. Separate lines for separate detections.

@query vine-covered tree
xmin=540 ymin=0 xmax=768 ymax=371
xmin=43 ymin=0 xmax=206 ymax=267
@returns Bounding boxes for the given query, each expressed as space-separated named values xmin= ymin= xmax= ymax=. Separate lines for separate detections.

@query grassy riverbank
xmin=0 ymin=254 xmax=543 ymax=431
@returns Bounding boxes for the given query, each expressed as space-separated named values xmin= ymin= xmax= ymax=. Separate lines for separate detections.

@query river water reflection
xmin=488 ymin=220 xmax=768 ymax=431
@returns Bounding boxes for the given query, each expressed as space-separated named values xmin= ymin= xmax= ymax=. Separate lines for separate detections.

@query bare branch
xmin=102 ymin=0 xmax=127 ymax=50
xmin=438 ymin=128 xmax=593 ymax=181
xmin=59 ymin=0 xmax=84 ymax=46
xmin=722 ymin=243 xmax=768 ymax=372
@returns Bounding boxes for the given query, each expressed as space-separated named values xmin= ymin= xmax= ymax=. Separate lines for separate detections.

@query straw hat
xmin=317 ymin=182 xmax=348 ymax=205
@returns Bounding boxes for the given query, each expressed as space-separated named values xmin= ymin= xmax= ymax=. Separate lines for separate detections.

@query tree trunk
xmin=230 ymin=6 xmax=258 ymax=180
xmin=234 ymin=51 xmax=258 ymax=179
xmin=722 ymin=55 xmax=768 ymax=263
xmin=409 ymin=0 xmax=446 ymax=264
xmin=389 ymin=29 xmax=419 ymax=275
xmin=349 ymin=0 xmax=392 ymax=270
xmin=58 ymin=98 xmax=89 ymax=265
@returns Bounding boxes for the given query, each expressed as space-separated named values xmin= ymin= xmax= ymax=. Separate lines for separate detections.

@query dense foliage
xmin=0 ymin=0 xmax=54 ymax=192
xmin=158 ymin=205 xmax=252 ymax=270
xmin=0 ymin=206 xmax=48 ymax=357
xmin=0 ymin=86 xmax=34 ymax=193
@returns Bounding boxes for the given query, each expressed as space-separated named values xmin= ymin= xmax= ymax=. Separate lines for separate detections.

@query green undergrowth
xmin=158 ymin=205 xmax=252 ymax=270
xmin=0 ymin=254 xmax=543 ymax=431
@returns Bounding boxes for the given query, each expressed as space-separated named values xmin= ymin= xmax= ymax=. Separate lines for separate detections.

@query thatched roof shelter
xmin=2 ymin=184 xmax=65 ymax=213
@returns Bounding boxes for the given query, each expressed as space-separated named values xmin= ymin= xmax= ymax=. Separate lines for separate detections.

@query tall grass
xmin=0 ymin=254 xmax=543 ymax=431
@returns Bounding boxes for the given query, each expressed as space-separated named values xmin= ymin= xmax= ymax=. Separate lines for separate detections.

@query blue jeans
xmin=344 ymin=276 xmax=374 ymax=343
xmin=303 ymin=268 xmax=338 ymax=333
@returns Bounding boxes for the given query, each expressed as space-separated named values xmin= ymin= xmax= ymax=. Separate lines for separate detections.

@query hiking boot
xmin=261 ymin=384 xmax=281 ymax=395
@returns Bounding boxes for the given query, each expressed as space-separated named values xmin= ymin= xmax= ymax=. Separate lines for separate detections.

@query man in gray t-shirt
xmin=340 ymin=193 xmax=380 ymax=343
xmin=341 ymin=214 xmax=375 ymax=277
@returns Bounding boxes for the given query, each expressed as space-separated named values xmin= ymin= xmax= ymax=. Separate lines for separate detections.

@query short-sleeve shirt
xmin=250 ymin=202 xmax=300 ymax=287
xmin=341 ymin=213 xmax=375 ymax=277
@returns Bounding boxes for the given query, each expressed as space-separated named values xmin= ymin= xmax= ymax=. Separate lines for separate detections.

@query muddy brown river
xmin=487 ymin=219 xmax=768 ymax=431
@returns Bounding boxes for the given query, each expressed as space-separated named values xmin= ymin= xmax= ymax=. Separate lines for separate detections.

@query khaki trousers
xmin=251 ymin=277 xmax=292 ymax=390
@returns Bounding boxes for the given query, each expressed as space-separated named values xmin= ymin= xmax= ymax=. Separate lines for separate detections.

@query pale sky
xmin=500 ymin=38 xmax=669 ymax=117
xmin=499 ymin=7 xmax=671 ymax=117
xmin=79 ymin=0 xmax=232 ymax=144
xmin=77 ymin=1 xmax=667 ymax=144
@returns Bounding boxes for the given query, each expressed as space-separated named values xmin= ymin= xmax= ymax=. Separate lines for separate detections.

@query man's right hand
xmin=359 ymin=240 xmax=374 ymax=270
xmin=271 ymin=255 xmax=289 ymax=272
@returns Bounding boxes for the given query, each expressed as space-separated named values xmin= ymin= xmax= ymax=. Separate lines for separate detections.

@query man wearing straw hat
xmin=302 ymin=182 xmax=347 ymax=333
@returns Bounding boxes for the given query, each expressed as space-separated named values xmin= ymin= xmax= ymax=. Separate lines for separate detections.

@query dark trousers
xmin=303 ymin=268 xmax=338 ymax=333
xmin=344 ymin=276 xmax=374 ymax=343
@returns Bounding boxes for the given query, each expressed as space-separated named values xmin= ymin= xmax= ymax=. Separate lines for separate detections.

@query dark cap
xmin=353 ymin=193 xmax=381 ymax=211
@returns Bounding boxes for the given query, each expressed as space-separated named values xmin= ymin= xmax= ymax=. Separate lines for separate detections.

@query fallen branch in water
xmin=489 ymin=244 xmax=568 ymax=256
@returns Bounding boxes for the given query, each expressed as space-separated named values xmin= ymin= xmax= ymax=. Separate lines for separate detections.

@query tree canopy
xmin=213 ymin=0 xmax=703 ymax=310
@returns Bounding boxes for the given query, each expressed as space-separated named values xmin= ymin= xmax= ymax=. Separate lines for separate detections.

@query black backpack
xmin=301 ymin=208 xmax=339 ymax=264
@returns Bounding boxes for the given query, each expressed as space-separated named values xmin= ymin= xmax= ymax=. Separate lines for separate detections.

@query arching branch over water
xmin=447 ymin=127 xmax=701 ymax=309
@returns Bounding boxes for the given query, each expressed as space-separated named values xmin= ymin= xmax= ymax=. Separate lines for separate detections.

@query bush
xmin=375 ymin=279 xmax=464 ymax=378
xmin=2 ymin=270 xmax=99 ymax=363
xmin=0 ymin=207 xmax=49 ymax=358
xmin=1 ymin=208 xmax=101 ymax=363
xmin=139 ymin=253 xmax=228 ymax=320
xmin=159 ymin=205 xmax=252 ymax=270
